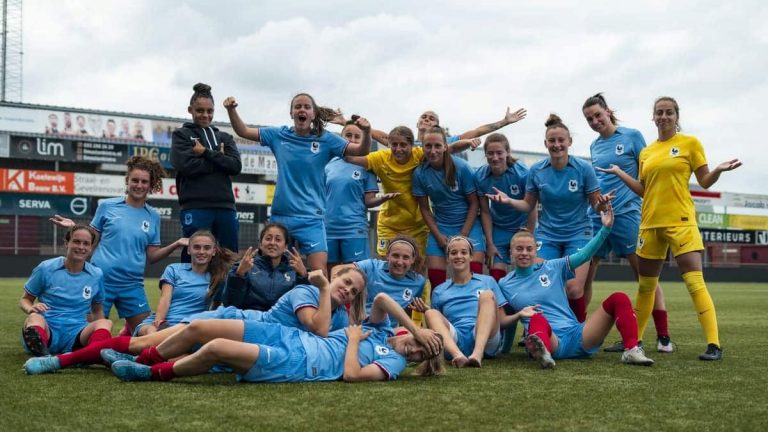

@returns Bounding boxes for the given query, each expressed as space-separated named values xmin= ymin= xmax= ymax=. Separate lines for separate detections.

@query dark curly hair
xmin=126 ymin=155 xmax=166 ymax=194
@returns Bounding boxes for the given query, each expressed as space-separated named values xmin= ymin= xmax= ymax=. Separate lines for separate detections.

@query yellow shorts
xmin=637 ymin=225 xmax=704 ymax=260
xmin=376 ymin=224 xmax=429 ymax=258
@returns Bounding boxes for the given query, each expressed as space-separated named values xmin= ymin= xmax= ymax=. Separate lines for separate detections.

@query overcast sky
xmin=19 ymin=0 xmax=768 ymax=194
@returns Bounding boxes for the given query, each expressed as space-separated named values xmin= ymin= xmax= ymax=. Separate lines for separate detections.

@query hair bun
xmin=193 ymin=83 xmax=212 ymax=93
xmin=544 ymin=113 xmax=563 ymax=128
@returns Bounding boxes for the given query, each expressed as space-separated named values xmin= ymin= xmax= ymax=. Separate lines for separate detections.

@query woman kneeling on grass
xmin=108 ymin=293 xmax=443 ymax=383
xmin=497 ymin=203 xmax=655 ymax=368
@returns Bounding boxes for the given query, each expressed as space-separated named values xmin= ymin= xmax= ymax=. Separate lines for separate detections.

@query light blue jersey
xmin=412 ymin=156 xmax=477 ymax=226
xmin=588 ymin=127 xmax=645 ymax=217
xmin=325 ymin=157 xmax=378 ymax=239
xmin=526 ymin=156 xmax=599 ymax=241
xmin=261 ymin=284 xmax=349 ymax=332
xmin=431 ymin=274 xmax=507 ymax=332
xmin=24 ymin=257 xmax=104 ymax=353
xmin=90 ymin=197 xmax=161 ymax=290
xmin=355 ymin=259 xmax=425 ymax=313
xmin=155 ymin=264 xmax=211 ymax=324
xmin=498 ymin=258 xmax=576 ymax=333
xmin=298 ymin=320 xmax=406 ymax=381
xmin=474 ymin=162 xmax=530 ymax=231
xmin=259 ymin=126 xmax=348 ymax=219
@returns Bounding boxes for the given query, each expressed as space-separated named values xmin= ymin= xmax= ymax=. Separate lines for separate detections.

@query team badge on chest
xmin=670 ymin=147 xmax=680 ymax=157
xmin=510 ymin=184 xmax=520 ymax=196
xmin=141 ymin=220 xmax=150 ymax=233
xmin=539 ymin=274 xmax=551 ymax=287
xmin=82 ymin=285 xmax=92 ymax=299
xmin=352 ymin=170 xmax=361 ymax=180
xmin=568 ymin=179 xmax=578 ymax=192
xmin=375 ymin=345 xmax=390 ymax=355
xmin=310 ymin=141 xmax=320 ymax=154
xmin=615 ymin=144 xmax=625 ymax=155
xmin=402 ymin=288 xmax=413 ymax=302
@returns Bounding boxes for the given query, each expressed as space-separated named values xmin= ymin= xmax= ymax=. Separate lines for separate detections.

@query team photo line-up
xmin=20 ymin=84 xmax=741 ymax=384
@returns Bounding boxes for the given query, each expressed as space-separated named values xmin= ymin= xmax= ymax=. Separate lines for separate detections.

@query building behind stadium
xmin=1 ymin=101 xmax=767 ymax=276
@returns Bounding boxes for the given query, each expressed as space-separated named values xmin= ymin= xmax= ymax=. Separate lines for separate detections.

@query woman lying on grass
xmin=108 ymin=293 xmax=443 ymax=383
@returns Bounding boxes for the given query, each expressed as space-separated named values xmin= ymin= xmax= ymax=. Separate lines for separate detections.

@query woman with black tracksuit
xmin=171 ymin=83 xmax=242 ymax=262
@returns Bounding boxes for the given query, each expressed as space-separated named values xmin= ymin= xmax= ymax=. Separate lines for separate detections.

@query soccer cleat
xmin=621 ymin=346 xmax=654 ymax=366
xmin=23 ymin=327 xmax=50 ymax=357
xmin=656 ymin=336 xmax=675 ymax=353
xmin=112 ymin=360 xmax=152 ymax=382
xmin=101 ymin=348 xmax=137 ymax=366
xmin=603 ymin=340 xmax=624 ymax=353
xmin=698 ymin=343 xmax=723 ymax=361
xmin=525 ymin=335 xmax=556 ymax=369
xmin=24 ymin=355 xmax=61 ymax=375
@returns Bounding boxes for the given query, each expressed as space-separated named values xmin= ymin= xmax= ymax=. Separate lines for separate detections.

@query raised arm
xmin=486 ymin=189 xmax=537 ymax=213
xmin=370 ymin=293 xmax=441 ymax=356
xmin=146 ymin=238 xmax=188 ymax=264
xmin=458 ymin=107 xmax=527 ymax=140
xmin=365 ymin=192 xmax=400 ymax=208
xmin=596 ymin=165 xmax=645 ymax=197
xmin=343 ymin=117 xmax=372 ymax=157
xmin=295 ymin=270 xmax=333 ymax=337
xmin=567 ymin=203 xmax=614 ymax=269
xmin=223 ymin=97 xmax=261 ymax=142
xmin=695 ymin=159 xmax=742 ymax=189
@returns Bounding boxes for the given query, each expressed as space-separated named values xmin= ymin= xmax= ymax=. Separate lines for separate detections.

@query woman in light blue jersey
xmin=134 ymin=230 xmax=236 ymax=336
xmin=581 ymin=93 xmax=673 ymax=353
xmin=487 ymin=114 xmax=612 ymax=323
xmin=107 ymin=289 xmax=444 ymax=383
xmin=421 ymin=236 xmax=533 ymax=368
xmin=50 ymin=156 xmax=188 ymax=335
xmin=325 ymin=117 xmax=399 ymax=274
xmin=413 ymin=126 xmax=486 ymax=289
xmin=224 ymin=94 xmax=373 ymax=273
xmin=20 ymin=225 xmax=111 ymax=357
xmin=497 ymin=204 xmax=654 ymax=369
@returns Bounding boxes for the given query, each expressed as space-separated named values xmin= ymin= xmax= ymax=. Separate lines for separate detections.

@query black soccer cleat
xmin=23 ymin=326 xmax=50 ymax=357
xmin=698 ymin=343 xmax=722 ymax=361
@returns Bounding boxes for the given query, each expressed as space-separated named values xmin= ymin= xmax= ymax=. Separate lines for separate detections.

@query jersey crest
xmin=568 ymin=179 xmax=578 ymax=192
xmin=82 ymin=285 xmax=93 ymax=299
xmin=670 ymin=147 xmax=680 ymax=157
xmin=352 ymin=170 xmax=361 ymax=180
xmin=375 ymin=345 xmax=390 ymax=355
xmin=402 ymin=288 xmax=413 ymax=302
xmin=615 ymin=144 xmax=625 ymax=155
xmin=141 ymin=220 xmax=150 ymax=233
xmin=310 ymin=141 xmax=320 ymax=154
xmin=538 ymin=274 xmax=551 ymax=287
xmin=510 ymin=184 xmax=520 ymax=196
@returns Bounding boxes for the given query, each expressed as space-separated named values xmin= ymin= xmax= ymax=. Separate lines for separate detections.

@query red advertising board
xmin=0 ymin=168 xmax=75 ymax=194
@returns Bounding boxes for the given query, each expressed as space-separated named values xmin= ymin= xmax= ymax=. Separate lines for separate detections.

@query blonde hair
xmin=336 ymin=267 xmax=367 ymax=325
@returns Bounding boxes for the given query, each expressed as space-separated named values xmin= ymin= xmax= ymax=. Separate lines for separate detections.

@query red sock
xmin=150 ymin=362 xmax=176 ymax=381
xmin=88 ymin=328 xmax=112 ymax=344
xmin=602 ymin=292 xmax=638 ymax=349
xmin=527 ymin=313 xmax=552 ymax=352
xmin=652 ymin=309 xmax=669 ymax=338
xmin=57 ymin=336 xmax=131 ymax=369
xmin=427 ymin=269 xmax=447 ymax=288
xmin=136 ymin=346 xmax=167 ymax=366
xmin=568 ymin=296 xmax=587 ymax=322
xmin=489 ymin=268 xmax=507 ymax=282
xmin=31 ymin=325 xmax=50 ymax=347
xmin=469 ymin=261 xmax=484 ymax=274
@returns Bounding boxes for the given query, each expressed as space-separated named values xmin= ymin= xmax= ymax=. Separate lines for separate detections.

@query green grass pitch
xmin=1 ymin=278 xmax=767 ymax=431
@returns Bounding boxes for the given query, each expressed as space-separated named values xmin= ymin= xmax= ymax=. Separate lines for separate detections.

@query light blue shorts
xmin=102 ymin=285 xmax=151 ymax=320
xmin=181 ymin=305 xmax=263 ymax=323
xmin=327 ymin=237 xmax=370 ymax=263
xmin=427 ymin=221 xmax=486 ymax=257
xmin=592 ymin=210 xmax=640 ymax=258
xmin=448 ymin=322 xmax=502 ymax=358
xmin=271 ymin=214 xmax=327 ymax=255
xmin=238 ymin=321 xmax=307 ymax=383
xmin=537 ymin=237 xmax=590 ymax=261
xmin=21 ymin=318 xmax=87 ymax=355
xmin=552 ymin=323 xmax=600 ymax=360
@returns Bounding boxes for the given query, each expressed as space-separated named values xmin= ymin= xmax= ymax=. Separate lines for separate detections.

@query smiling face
xmin=422 ymin=132 xmax=446 ymax=167
xmin=386 ymin=242 xmax=416 ymax=278
xmin=416 ymin=111 xmax=439 ymax=133
xmin=391 ymin=332 xmax=437 ymax=362
xmin=125 ymin=168 xmax=151 ymax=203
xmin=330 ymin=269 xmax=365 ymax=305
xmin=65 ymin=228 xmax=94 ymax=264
xmin=485 ymin=140 xmax=509 ymax=174
xmin=259 ymin=226 xmax=288 ymax=259
xmin=653 ymin=99 xmax=679 ymax=136
xmin=446 ymin=237 xmax=472 ymax=273
xmin=510 ymin=235 xmax=537 ymax=268
xmin=290 ymin=94 xmax=316 ymax=133
xmin=188 ymin=97 xmax=214 ymax=128
xmin=342 ymin=124 xmax=363 ymax=145
xmin=544 ymin=127 xmax=572 ymax=158
xmin=389 ymin=132 xmax=413 ymax=164
xmin=189 ymin=234 xmax=216 ymax=268
xmin=582 ymin=104 xmax=615 ymax=136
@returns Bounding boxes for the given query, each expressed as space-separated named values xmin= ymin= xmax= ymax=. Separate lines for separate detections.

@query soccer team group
xmin=19 ymin=83 xmax=741 ymax=383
